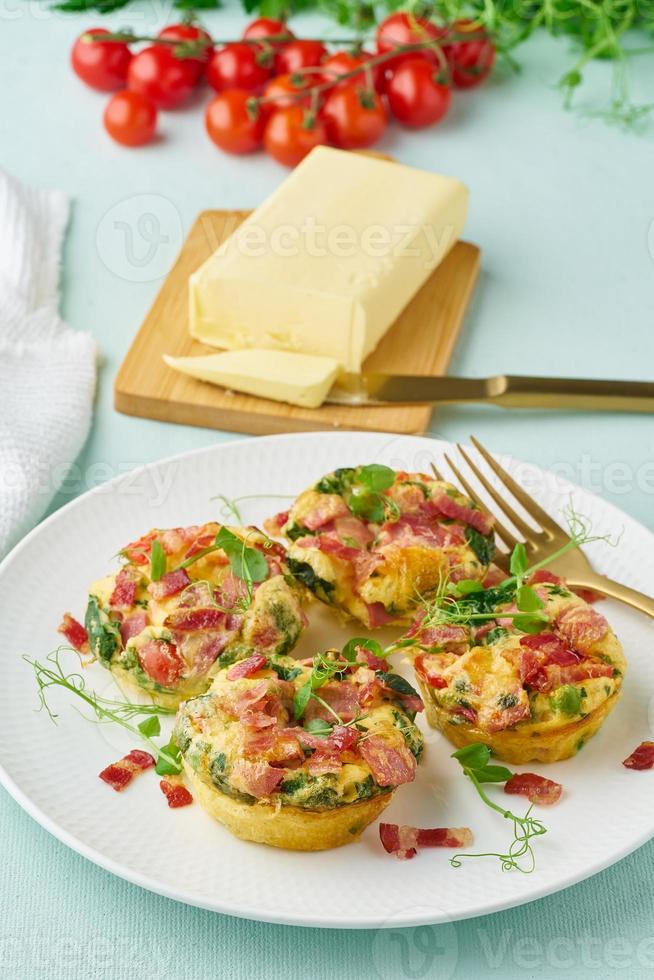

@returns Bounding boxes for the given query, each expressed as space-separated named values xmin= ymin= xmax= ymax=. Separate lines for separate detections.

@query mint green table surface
xmin=2 ymin=6 xmax=654 ymax=978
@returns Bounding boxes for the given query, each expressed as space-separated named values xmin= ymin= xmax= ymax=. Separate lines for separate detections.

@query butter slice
xmin=189 ymin=147 xmax=468 ymax=372
xmin=163 ymin=350 xmax=339 ymax=409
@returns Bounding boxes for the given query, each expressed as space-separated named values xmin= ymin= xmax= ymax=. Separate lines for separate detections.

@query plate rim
xmin=1 ymin=429 xmax=653 ymax=929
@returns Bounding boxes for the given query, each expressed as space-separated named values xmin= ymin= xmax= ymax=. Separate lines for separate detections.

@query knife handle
xmin=490 ymin=376 xmax=654 ymax=413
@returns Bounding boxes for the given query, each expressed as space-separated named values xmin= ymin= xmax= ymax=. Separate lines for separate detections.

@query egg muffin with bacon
xmin=174 ymin=643 xmax=424 ymax=850
xmin=406 ymin=572 xmax=626 ymax=764
xmin=84 ymin=523 xmax=307 ymax=709
xmin=266 ymin=464 xmax=495 ymax=629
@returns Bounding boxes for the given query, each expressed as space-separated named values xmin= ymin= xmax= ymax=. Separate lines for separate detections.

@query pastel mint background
xmin=2 ymin=4 xmax=654 ymax=978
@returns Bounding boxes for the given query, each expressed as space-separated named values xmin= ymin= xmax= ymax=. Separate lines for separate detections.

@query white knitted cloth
xmin=0 ymin=170 xmax=97 ymax=558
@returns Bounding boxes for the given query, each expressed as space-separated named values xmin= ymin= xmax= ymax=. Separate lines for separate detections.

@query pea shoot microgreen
xmin=149 ymin=539 xmax=166 ymax=582
xmin=450 ymin=743 xmax=547 ymax=873
xmin=173 ymin=526 xmax=270 ymax=612
xmin=25 ymin=649 xmax=182 ymax=774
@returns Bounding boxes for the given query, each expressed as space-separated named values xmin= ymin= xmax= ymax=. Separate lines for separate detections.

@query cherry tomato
xmin=103 ymin=90 xmax=157 ymax=146
xmin=71 ymin=28 xmax=132 ymax=92
xmin=442 ymin=19 xmax=495 ymax=88
xmin=207 ymin=43 xmax=273 ymax=92
xmin=157 ymin=23 xmax=214 ymax=72
xmin=242 ymin=17 xmax=294 ymax=48
xmin=376 ymin=12 xmax=441 ymax=68
xmin=263 ymin=72 xmax=316 ymax=114
xmin=205 ymin=89 xmax=264 ymax=154
xmin=275 ymin=39 xmax=327 ymax=75
xmin=321 ymin=50 xmax=384 ymax=93
xmin=321 ymin=86 xmax=386 ymax=149
xmin=264 ymin=106 xmax=327 ymax=167
xmin=386 ymin=57 xmax=451 ymax=127
xmin=128 ymin=45 xmax=199 ymax=109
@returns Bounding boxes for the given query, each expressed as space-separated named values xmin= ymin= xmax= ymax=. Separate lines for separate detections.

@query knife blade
xmin=327 ymin=373 xmax=654 ymax=412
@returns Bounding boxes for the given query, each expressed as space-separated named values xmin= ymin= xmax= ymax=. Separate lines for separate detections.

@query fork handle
xmin=566 ymin=573 xmax=654 ymax=617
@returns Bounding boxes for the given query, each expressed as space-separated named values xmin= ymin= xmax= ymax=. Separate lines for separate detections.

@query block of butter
xmin=163 ymin=350 xmax=339 ymax=409
xmin=189 ymin=147 xmax=468 ymax=372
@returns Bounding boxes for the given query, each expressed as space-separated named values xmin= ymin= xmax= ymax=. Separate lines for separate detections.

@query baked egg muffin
xmin=267 ymin=465 xmax=496 ymax=629
xmin=85 ymin=523 xmax=307 ymax=708
xmin=406 ymin=572 xmax=626 ymax=764
xmin=174 ymin=646 xmax=424 ymax=850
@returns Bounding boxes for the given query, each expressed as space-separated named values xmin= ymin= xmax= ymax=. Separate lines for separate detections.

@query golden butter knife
xmin=327 ymin=374 xmax=654 ymax=412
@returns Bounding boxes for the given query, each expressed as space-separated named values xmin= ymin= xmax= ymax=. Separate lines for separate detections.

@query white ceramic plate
xmin=1 ymin=432 xmax=653 ymax=929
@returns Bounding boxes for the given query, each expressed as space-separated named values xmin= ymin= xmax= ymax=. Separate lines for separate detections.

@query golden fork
xmin=431 ymin=435 xmax=654 ymax=618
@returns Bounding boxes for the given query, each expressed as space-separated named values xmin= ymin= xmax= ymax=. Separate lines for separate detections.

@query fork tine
xmin=430 ymin=462 xmax=447 ymax=482
xmin=457 ymin=443 xmax=543 ymax=546
xmin=469 ymin=436 xmax=565 ymax=539
xmin=444 ymin=452 xmax=520 ymax=553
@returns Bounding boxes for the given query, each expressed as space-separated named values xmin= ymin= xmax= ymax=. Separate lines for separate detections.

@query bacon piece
xmin=329 ymin=725 xmax=358 ymax=751
xmin=160 ymin=779 xmax=193 ymax=808
xmin=555 ymin=605 xmax=609 ymax=654
xmin=376 ymin=514 xmax=462 ymax=551
xmin=453 ymin=705 xmax=477 ymax=724
xmin=183 ymin=533 xmax=217 ymax=560
xmin=227 ymin=653 xmax=267 ymax=680
xmin=623 ymin=741 xmax=654 ymax=770
xmin=165 ymin=608 xmax=226 ymax=631
xmin=218 ymin=572 xmax=251 ymax=610
xmin=379 ymin=823 xmax=472 ymax=860
xmin=231 ymin=759 xmax=284 ymax=798
xmin=304 ymin=683 xmax=360 ymax=723
xmin=427 ymin=491 xmax=494 ymax=536
xmin=353 ymin=645 xmax=387 ymax=672
xmin=304 ymin=496 xmax=350 ymax=530
xmin=148 ymin=568 xmax=191 ymax=600
xmin=333 ymin=515 xmax=374 ymax=548
xmin=530 ymin=569 xmax=563 ymax=585
xmin=234 ymin=682 xmax=285 ymax=729
xmin=480 ymin=696 xmax=531 ymax=734
xmin=57 ymin=613 xmax=89 ymax=653
xmin=99 ymin=749 xmax=155 ymax=792
xmin=538 ymin=660 xmax=614 ymax=694
xmin=414 ymin=653 xmax=449 ymax=689
xmin=122 ymin=530 xmax=156 ymax=565
xmin=359 ymin=736 xmax=416 ymax=787
xmin=315 ymin=534 xmax=360 ymax=561
xmin=408 ymin=621 xmax=469 ymax=654
xmin=366 ymin=602 xmax=395 ymax=628
xmin=120 ymin=611 xmax=147 ymax=644
xmin=138 ymin=639 xmax=184 ymax=687
xmin=109 ymin=569 xmax=138 ymax=608
xmin=504 ymin=772 xmax=562 ymax=805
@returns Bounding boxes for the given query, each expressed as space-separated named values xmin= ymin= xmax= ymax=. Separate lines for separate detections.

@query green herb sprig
xmin=25 ymin=649 xmax=181 ymax=775
xmin=450 ymin=743 xmax=547 ymax=873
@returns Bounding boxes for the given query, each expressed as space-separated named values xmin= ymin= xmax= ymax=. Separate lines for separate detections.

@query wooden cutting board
xmin=114 ymin=209 xmax=480 ymax=435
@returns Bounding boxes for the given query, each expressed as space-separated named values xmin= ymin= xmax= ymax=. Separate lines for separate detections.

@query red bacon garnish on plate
xmin=99 ymin=749 xmax=155 ymax=792
xmin=160 ymin=779 xmax=193 ymax=808
xmin=623 ymin=741 xmax=654 ymax=771
xmin=226 ymin=653 xmax=268 ymax=680
xmin=109 ymin=569 xmax=138 ymax=608
xmin=504 ymin=772 xmax=562 ymax=805
xmin=57 ymin=613 xmax=89 ymax=653
xmin=359 ymin=736 xmax=416 ymax=787
xmin=379 ymin=823 xmax=473 ymax=860
xmin=148 ymin=568 xmax=191 ymax=600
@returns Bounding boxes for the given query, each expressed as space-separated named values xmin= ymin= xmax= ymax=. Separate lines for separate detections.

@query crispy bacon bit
xmin=305 ymin=683 xmax=360 ymax=723
xmin=333 ymin=514 xmax=374 ymax=548
xmin=227 ymin=654 xmax=268 ymax=680
xmin=120 ymin=611 xmax=147 ymax=644
xmin=57 ymin=613 xmax=89 ymax=653
xmin=623 ymin=741 xmax=654 ymax=771
xmin=428 ymin=491 xmax=494 ymax=536
xmin=122 ymin=530 xmax=156 ymax=565
xmin=109 ymin=569 xmax=138 ymax=608
xmin=148 ymin=568 xmax=191 ymax=600
xmin=99 ymin=749 xmax=155 ymax=792
xmin=164 ymin=608 xmax=226 ymax=631
xmin=504 ymin=772 xmax=562 ymax=805
xmin=231 ymin=758 xmax=285 ymax=798
xmin=183 ymin=533 xmax=217 ymax=560
xmin=329 ymin=725 xmax=358 ymax=751
xmin=414 ymin=652 xmax=449 ymax=689
xmin=555 ymin=605 xmax=609 ymax=654
xmin=366 ymin=602 xmax=395 ymax=627
xmin=160 ymin=779 xmax=193 ymax=808
xmin=379 ymin=823 xmax=473 ymax=860
xmin=353 ymin=644 xmax=387 ymax=672
xmin=138 ymin=638 xmax=184 ymax=687
xmin=530 ymin=569 xmax=563 ymax=585
xmin=303 ymin=496 xmax=350 ymax=531
xmin=359 ymin=736 xmax=416 ymax=787
xmin=315 ymin=535 xmax=360 ymax=561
